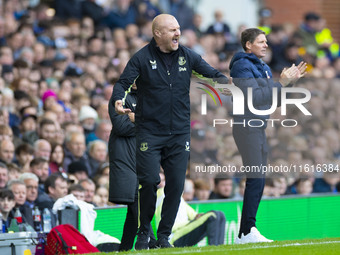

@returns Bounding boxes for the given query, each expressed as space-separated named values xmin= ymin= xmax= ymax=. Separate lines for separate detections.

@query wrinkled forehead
xmin=158 ymin=17 xmax=179 ymax=31
xmin=255 ymin=33 xmax=267 ymax=42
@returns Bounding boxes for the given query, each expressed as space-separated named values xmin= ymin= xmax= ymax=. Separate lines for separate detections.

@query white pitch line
xmin=229 ymin=240 xmax=340 ymax=251
xmin=133 ymin=240 xmax=340 ymax=254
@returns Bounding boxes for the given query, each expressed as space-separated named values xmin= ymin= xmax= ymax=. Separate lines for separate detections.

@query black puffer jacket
xmin=108 ymin=89 xmax=137 ymax=204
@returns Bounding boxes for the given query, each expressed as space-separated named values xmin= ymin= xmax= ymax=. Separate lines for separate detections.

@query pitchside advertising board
xmin=91 ymin=194 xmax=340 ymax=245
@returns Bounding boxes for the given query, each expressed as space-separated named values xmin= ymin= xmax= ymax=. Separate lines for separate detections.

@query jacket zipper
xmin=169 ymin=70 xmax=173 ymax=135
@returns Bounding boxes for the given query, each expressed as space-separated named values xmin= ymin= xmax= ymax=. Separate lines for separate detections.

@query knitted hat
xmin=42 ymin=89 xmax=57 ymax=103
xmin=68 ymin=161 xmax=89 ymax=175
xmin=78 ymin=105 xmax=98 ymax=122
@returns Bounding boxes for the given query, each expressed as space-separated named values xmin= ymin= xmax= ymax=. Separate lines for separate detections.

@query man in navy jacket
xmin=112 ymin=14 xmax=228 ymax=249
xmin=230 ymin=28 xmax=306 ymax=244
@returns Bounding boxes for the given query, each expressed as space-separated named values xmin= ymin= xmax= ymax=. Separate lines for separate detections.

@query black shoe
xmin=135 ymin=231 xmax=149 ymax=250
xmin=149 ymin=236 xmax=157 ymax=249
xmin=155 ymin=237 xmax=173 ymax=249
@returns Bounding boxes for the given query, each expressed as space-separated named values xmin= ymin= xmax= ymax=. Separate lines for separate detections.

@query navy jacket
xmin=108 ymin=90 xmax=137 ymax=204
xmin=229 ymin=52 xmax=282 ymax=125
xmin=112 ymin=38 xmax=228 ymax=135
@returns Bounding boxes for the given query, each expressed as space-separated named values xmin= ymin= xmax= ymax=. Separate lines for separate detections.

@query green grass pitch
xmin=96 ymin=238 xmax=340 ymax=255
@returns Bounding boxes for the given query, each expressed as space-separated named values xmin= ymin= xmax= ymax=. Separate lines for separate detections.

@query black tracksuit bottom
xmin=136 ymin=133 xmax=190 ymax=240
xmin=232 ymin=124 xmax=267 ymax=237
xmin=119 ymin=185 xmax=156 ymax=251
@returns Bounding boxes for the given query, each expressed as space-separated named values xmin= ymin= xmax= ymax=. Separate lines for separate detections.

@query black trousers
xmin=232 ymin=125 xmax=267 ymax=237
xmin=136 ymin=133 xmax=190 ymax=239
xmin=172 ymin=210 xmax=226 ymax=247
xmin=119 ymin=185 xmax=156 ymax=251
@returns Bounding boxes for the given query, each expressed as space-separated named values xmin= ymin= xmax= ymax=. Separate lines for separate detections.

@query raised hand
xmin=115 ymin=100 xmax=132 ymax=115
xmin=220 ymin=77 xmax=233 ymax=96
xmin=279 ymin=62 xmax=307 ymax=86
xmin=296 ymin=61 xmax=307 ymax=78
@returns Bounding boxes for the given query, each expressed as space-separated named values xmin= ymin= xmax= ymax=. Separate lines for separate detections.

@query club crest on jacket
xmin=149 ymin=60 xmax=157 ymax=69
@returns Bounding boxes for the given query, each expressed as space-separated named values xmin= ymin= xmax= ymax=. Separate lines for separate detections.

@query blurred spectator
xmin=0 ymin=140 xmax=15 ymax=164
xmin=0 ymin=124 xmax=14 ymax=141
xmin=313 ymin=171 xmax=340 ymax=193
xmin=30 ymin=158 xmax=49 ymax=192
xmin=204 ymin=128 xmax=219 ymax=164
xmin=233 ymin=178 xmax=246 ymax=200
xmin=86 ymin=119 xmax=112 ymax=144
xmin=209 ymin=174 xmax=233 ymax=200
xmin=68 ymin=161 xmax=89 ymax=182
xmin=263 ymin=178 xmax=278 ymax=198
xmin=8 ymin=179 xmax=26 ymax=207
xmin=158 ymin=0 xmax=194 ymax=30
xmin=63 ymin=132 xmax=91 ymax=172
xmin=49 ymin=142 xmax=65 ymax=174
xmin=7 ymin=163 xmax=21 ymax=181
xmin=206 ymin=10 xmax=230 ymax=36
xmin=190 ymin=128 xmax=208 ymax=164
xmin=79 ymin=178 xmax=96 ymax=206
xmin=33 ymin=139 xmax=51 ymax=161
xmin=104 ymin=0 xmax=138 ymax=30
xmin=81 ymin=0 xmax=106 ymax=27
xmin=180 ymin=29 xmax=204 ymax=55
xmin=315 ymin=18 xmax=339 ymax=60
xmin=68 ymin=183 xmax=86 ymax=201
xmin=19 ymin=114 xmax=38 ymax=137
xmin=194 ymin=179 xmax=210 ymax=201
xmin=88 ymin=140 xmax=108 ymax=178
xmin=258 ymin=7 xmax=273 ymax=35
xmin=15 ymin=143 xmax=34 ymax=172
xmin=19 ymin=172 xmax=39 ymax=209
xmin=78 ymin=105 xmax=98 ymax=136
xmin=0 ymin=189 xmax=16 ymax=230
xmin=93 ymin=185 xmax=109 ymax=207
xmin=296 ymin=12 xmax=321 ymax=57
xmin=8 ymin=179 xmax=34 ymax=227
xmin=93 ymin=162 xmax=109 ymax=187
xmin=182 ymin=178 xmax=195 ymax=201
xmin=0 ymin=162 xmax=9 ymax=189
xmin=23 ymin=118 xmax=57 ymax=145
xmin=271 ymin=41 xmax=304 ymax=73
xmin=271 ymin=173 xmax=288 ymax=196
xmin=42 ymin=89 xmax=58 ymax=112
xmin=42 ymin=173 xmax=68 ymax=209
xmin=295 ymin=178 xmax=313 ymax=195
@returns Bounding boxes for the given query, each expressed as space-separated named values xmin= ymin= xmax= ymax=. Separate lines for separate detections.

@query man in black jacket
xmin=112 ymin=14 xmax=229 ymax=249
xmin=109 ymin=84 xmax=157 ymax=251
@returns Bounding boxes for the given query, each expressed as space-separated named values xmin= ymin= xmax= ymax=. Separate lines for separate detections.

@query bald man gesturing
xmin=110 ymin=14 xmax=229 ymax=250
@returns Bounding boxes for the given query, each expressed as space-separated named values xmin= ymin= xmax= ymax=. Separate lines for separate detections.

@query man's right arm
xmin=111 ymin=56 xmax=140 ymax=114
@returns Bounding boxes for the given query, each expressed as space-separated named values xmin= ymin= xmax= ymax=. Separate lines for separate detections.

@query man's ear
xmin=245 ymin=41 xmax=252 ymax=51
xmin=48 ymin=186 xmax=54 ymax=195
xmin=154 ymin=29 xmax=161 ymax=38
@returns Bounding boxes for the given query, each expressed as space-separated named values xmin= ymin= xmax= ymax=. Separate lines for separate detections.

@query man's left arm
xmin=191 ymin=52 xmax=229 ymax=85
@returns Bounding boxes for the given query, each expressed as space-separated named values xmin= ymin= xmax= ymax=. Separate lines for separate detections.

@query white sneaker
xmin=234 ymin=227 xmax=273 ymax=244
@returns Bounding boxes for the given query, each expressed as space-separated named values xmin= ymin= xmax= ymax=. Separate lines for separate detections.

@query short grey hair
xmin=88 ymin=140 xmax=107 ymax=153
xmin=7 ymin=179 xmax=26 ymax=190
xmin=0 ymin=162 xmax=8 ymax=170
xmin=19 ymin=172 xmax=39 ymax=183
